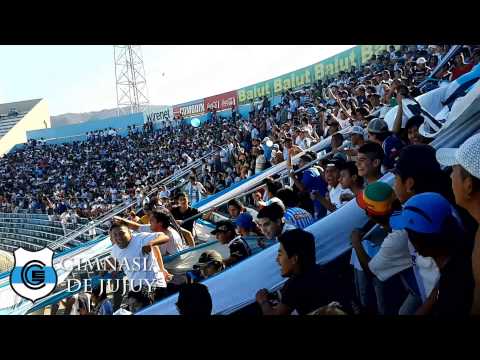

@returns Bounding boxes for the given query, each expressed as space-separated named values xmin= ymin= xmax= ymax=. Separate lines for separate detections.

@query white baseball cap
xmin=436 ymin=133 xmax=480 ymax=180
xmin=416 ymin=57 xmax=427 ymax=64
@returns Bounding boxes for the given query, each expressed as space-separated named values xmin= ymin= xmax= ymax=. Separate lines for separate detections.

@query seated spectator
xmin=276 ymin=187 xmax=315 ymax=229
xmin=356 ymin=141 xmax=384 ymax=184
xmin=353 ymin=181 xmax=421 ymax=315
xmin=436 ymin=133 xmax=480 ymax=314
xmin=140 ymin=203 xmax=154 ymax=224
xmin=191 ymin=250 xmax=226 ymax=280
xmin=255 ymin=229 xmax=342 ymax=315
xmin=176 ymin=283 xmax=213 ymax=316
xmin=211 ymin=220 xmax=251 ymax=266
xmin=390 ymin=192 xmax=474 ymax=317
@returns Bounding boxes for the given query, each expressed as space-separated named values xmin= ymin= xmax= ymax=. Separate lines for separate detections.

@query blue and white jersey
xmin=284 ymin=207 xmax=315 ymax=230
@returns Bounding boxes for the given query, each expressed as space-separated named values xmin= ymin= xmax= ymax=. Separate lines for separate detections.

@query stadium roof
xmin=0 ymin=99 xmax=42 ymax=140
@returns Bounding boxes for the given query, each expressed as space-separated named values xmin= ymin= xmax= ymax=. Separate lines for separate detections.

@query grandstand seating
xmin=0 ymin=115 xmax=25 ymax=139
xmin=0 ymin=212 xmax=105 ymax=255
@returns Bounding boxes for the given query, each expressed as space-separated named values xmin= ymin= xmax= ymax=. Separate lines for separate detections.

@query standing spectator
xmin=176 ymin=283 xmax=212 ymax=316
xmin=90 ymin=282 xmax=113 ymax=315
xmin=436 ymin=133 xmax=480 ymax=314
xmin=356 ymin=142 xmax=384 ymax=185
xmin=390 ymin=192 xmax=474 ymax=317
xmin=210 ymin=220 xmax=251 ymax=267
xmin=170 ymin=192 xmax=200 ymax=234
xmin=256 ymin=203 xmax=296 ymax=242
xmin=353 ymin=181 xmax=421 ymax=315
xmin=276 ymin=187 xmax=315 ymax=229
xmin=338 ymin=161 xmax=364 ymax=204
xmin=109 ymin=223 xmax=170 ymax=301
xmin=255 ymin=229 xmax=343 ymax=315
xmin=367 ymin=118 xmax=404 ymax=171
xmin=450 ymin=52 xmax=474 ymax=81
xmin=412 ymin=57 xmax=431 ymax=85
xmin=183 ymin=175 xmax=207 ymax=205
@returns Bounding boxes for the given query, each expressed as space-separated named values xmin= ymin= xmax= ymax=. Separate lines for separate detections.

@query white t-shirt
xmin=111 ymin=232 xmax=167 ymax=288
xmin=328 ymin=184 xmax=353 ymax=214
xmin=138 ymin=225 xmax=186 ymax=256
xmin=161 ymin=228 xmax=186 ymax=256
xmin=368 ymin=229 xmax=413 ymax=281
xmin=407 ymin=239 xmax=440 ymax=302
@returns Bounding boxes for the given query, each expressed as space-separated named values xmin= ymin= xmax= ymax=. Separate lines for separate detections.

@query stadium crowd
xmin=2 ymin=44 xmax=480 ymax=316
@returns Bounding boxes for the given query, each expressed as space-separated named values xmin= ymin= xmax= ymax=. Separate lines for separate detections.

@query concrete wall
xmin=0 ymin=99 xmax=50 ymax=156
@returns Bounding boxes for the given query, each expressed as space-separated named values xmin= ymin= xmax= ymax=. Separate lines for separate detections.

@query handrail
xmin=45 ymin=145 xmax=225 ymax=251
xmin=177 ymin=149 xmax=335 ymax=226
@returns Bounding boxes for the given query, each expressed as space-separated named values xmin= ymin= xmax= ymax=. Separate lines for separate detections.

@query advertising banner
xmin=143 ymin=106 xmax=173 ymax=123
xmin=173 ymin=99 xmax=205 ymax=117
xmin=236 ymin=45 xmax=399 ymax=105
xmin=204 ymin=90 xmax=237 ymax=112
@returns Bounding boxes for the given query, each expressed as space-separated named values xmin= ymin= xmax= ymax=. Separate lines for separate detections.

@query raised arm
xmin=113 ymin=215 xmax=149 ymax=232
xmin=392 ymin=93 xmax=404 ymax=135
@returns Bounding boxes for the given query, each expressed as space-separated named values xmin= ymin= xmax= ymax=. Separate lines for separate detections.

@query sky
xmin=0 ymin=45 xmax=354 ymax=116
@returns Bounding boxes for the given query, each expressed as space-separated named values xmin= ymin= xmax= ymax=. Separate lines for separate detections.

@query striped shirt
xmin=284 ymin=207 xmax=315 ymax=230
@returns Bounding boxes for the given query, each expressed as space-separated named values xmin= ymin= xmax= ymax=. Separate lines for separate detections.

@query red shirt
xmin=451 ymin=63 xmax=474 ymax=80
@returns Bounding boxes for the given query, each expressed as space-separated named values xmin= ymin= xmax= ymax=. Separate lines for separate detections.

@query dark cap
xmin=393 ymin=144 xmax=441 ymax=178
xmin=210 ymin=220 xmax=236 ymax=235
xmin=193 ymin=250 xmax=224 ymax=269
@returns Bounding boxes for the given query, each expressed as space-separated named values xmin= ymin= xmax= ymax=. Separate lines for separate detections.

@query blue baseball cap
xmin=235 ymin=212 xmax=255 ymax=230
xmin=390 ymin=192 xmax=451 ymax=234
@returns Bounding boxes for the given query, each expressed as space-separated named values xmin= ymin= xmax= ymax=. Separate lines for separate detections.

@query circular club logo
xmin=9 ymin=248 xmax=57 ymax=303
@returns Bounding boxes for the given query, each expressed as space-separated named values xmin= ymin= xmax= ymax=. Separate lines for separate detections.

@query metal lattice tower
xmin=114 ymin=45 xmax=150 ymax=116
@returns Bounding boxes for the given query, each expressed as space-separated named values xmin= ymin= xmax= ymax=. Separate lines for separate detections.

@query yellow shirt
xmin=139 ymin=214 xmax=150 ymax=224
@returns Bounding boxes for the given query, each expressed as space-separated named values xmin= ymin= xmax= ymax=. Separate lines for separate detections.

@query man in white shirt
xmin=109 ymin=222 xmax=170 ymax=301
xmin=183 ymin=175 xmax=207 ymax=205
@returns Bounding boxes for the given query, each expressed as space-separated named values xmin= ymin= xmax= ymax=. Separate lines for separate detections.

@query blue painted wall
xmin=26 ymin=112 xmax=145 ymax=143
xmin=21 ymin=95 xmax=284 ymax=147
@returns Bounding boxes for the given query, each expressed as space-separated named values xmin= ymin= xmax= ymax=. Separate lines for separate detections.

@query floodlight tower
xmin=114 ymin=45 xmax=150 ymax=116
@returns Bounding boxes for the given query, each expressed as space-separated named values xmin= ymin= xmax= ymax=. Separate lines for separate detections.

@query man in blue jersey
xmin=288 ymin=153 xmax=328 ymax=219
xmin=276 ymin=187 xmax=315 ymax=229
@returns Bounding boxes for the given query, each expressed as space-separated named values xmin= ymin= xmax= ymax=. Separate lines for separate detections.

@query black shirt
xmin=227 ymin=236 xmax=251 ymax=265
xmin=431 ymin=254 xmax=474 ymax=317
xmin=170 ymin=206 xmax=199 ymax=233
xmin=280 ymin=265 xmax=339 ymax=315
